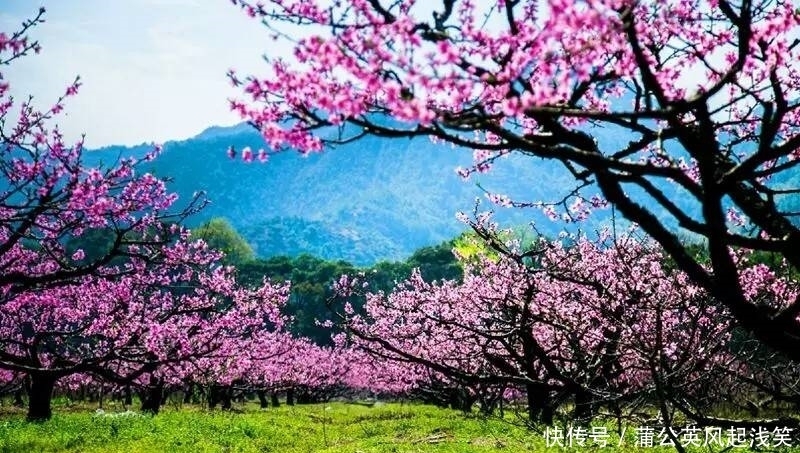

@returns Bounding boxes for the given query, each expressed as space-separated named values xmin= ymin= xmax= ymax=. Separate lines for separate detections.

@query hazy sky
xmin=1 ymin=1 xmax=272 ymax=147
xmin=1 ymin=1 xmax=726 ymax=149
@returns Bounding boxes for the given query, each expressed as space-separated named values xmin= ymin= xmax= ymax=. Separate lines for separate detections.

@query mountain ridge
xmin=79 ymin=122 xmax=644 ymax=265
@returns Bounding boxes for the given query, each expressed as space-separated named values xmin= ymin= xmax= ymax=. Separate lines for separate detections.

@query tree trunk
xmin=286 ymin=388 xmax=295 ymax=406
xmin=209 ymin=385 xmax=232 ymax=410
xmin=208 ymin=385 xmax=219 ymax=409
xmin=140 ymin=383 xmax=164 ymax=414
xmin=220 ymin=386 xmax=232 ymax=410
xmin=270 ymin=392 xmax=280 ymax=407
xmin=463 ymin=393 xmax=477 ymax=413
xmin=448 ymin=389 xmax=460 ymax=410
xmin=13 ymin=388 xmax=25 ymax=408
xmin=296 ymin=388 xmax=310 ymax=404
xmin=573 ymin=390 xmax=595 ymax=424
xmin=526 ymin=384 xmax=554 ymax=426
xmin=541 ymin=404 xmax=554 ymax=426
xmin=123 ymin=386 xmax=133 ymax=407
xmin=27 ymin=374 xmax=57 ymax=422
xmin=257 ymin=390 xmax=268 ymax=409
xmin=208 ymin=391 xmax=217 ymax=409
xmin=192 ymin=387 xmax=202 ymax=405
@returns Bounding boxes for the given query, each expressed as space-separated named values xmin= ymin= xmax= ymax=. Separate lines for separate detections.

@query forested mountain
xmin=82 ymin=122 xmax=666 ymax=265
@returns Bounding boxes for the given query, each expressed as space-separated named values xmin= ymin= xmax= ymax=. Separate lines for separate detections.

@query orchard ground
xmin=0 ymin=401 xmax=798 ymax=453
xmin=0 ymin=402 xmax=533 ymax=453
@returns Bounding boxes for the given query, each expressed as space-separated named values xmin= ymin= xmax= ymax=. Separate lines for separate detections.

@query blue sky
xmin=0 ymin=1 xmax=725 ymax=149
xmin=1 ymin=1 xmax=272 ymax=147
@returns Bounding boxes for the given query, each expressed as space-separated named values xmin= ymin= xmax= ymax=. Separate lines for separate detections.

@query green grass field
xmin=0 ymin=402 xmax=797 ymax=452
xmin=0 ymin=402 xmax=536 ymax=453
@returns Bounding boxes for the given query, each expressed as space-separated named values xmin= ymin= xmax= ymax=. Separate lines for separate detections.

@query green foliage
xmin=672 ymin=238 xmax=800 ymax=280
xmin=64 ymin=222 xmax=183 ymax=267
xmin=233 ymin=237 xmax=463 ymax=344
xmin=452 ymin=227 xmax=542 ymax=267
xmin=452 ymin=231 xmax=500 ymax=264
xmin=64 ymin=228 xmax=117 ymax=264
xmin=746 ymin=249 xmax=800 ymax=280
xmin=406 ymin=241 xmax=463 ymax=283
xmin=190 ymin=218 xmax=255 ymax=265
xmin=362 ymin=260 xmax=413 ymax=294
xmin=238 ymin=254 xmax=357 ymax=344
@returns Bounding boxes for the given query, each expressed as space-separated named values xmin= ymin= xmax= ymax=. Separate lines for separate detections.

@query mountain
xmin=80 ymin=123 xmax=657 ymax=265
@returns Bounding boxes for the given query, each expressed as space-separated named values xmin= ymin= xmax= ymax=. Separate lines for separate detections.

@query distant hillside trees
xmin=197 ymin=218 xmax=466 ymax=344
xmin=190 ymin=218 xmax=255 ymax=265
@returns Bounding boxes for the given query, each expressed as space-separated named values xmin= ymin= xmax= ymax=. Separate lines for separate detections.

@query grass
xmin=0 ymin=402 xmax=536 ymax=453
xmin=0 ymin=401 xmax=798 ymax=452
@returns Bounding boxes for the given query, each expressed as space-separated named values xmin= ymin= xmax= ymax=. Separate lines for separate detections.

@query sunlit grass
xmin=0 ymin=402 xmax=532 ymax=453
xmin=0 ymin=401 xmax=798 ymax=452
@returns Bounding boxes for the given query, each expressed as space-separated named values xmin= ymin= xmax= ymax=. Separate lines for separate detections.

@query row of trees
xmin=190 ymin=216 xmax=463 ymax=344
xmin=222 ymin=0 xmax=800 ymax=437
xmin=0 ymin=12 xmax=499 ymax=421
xmin=226 ymin=0 xmax=800 ymax=365
xmin=0 ymin=9 xmax=487 ymax=418
xmin=6 ymin=4 xmax=800 ymax=445
xmin=0 ymin=12 xmax=311 ymax=420
xmin=329 ymin=216 xmax=800 ymax=433
xmin=10 ymin=208 xmax=799 ymax=430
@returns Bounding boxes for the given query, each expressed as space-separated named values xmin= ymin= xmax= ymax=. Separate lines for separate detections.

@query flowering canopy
xmin=0 ymin=10 xmax=294 ymax=420
xmin=228 ymin=0 xmax=800 ymax=360
xmin=0 ymin=9 xmax=207 ymax=309
xmin=332 ymin=229 xmax=745 ymax=422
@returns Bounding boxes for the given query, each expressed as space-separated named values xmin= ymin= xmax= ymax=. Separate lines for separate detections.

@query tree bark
xmin=573 ymin=389 xmax=596 ymax=424
xmin=26 ymin=374 xmax=57 ymax=422
xmin=270 ymin=391 xmax=280 ymax=407
xmin=526 ymin=384 xmax=554 ymax=426
xmin=208 ymin=385 xmax=232 ymax=410
xmin=13 ymin=388 xmax=25 ymax=408
xmin=220 ymin=386 xmax=232 ymax=410
xmin=208 ymin=389 xmax=218 ymax=409
xmin=448 ymin=389 xmax=460 ymax=411
xmin=140 ymin=383 xmax=164 ymax=414
xmin=257 ymin=390 xmax=269 ymax=409
xmin=123 ymin=386 xmax=133 ymax=407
